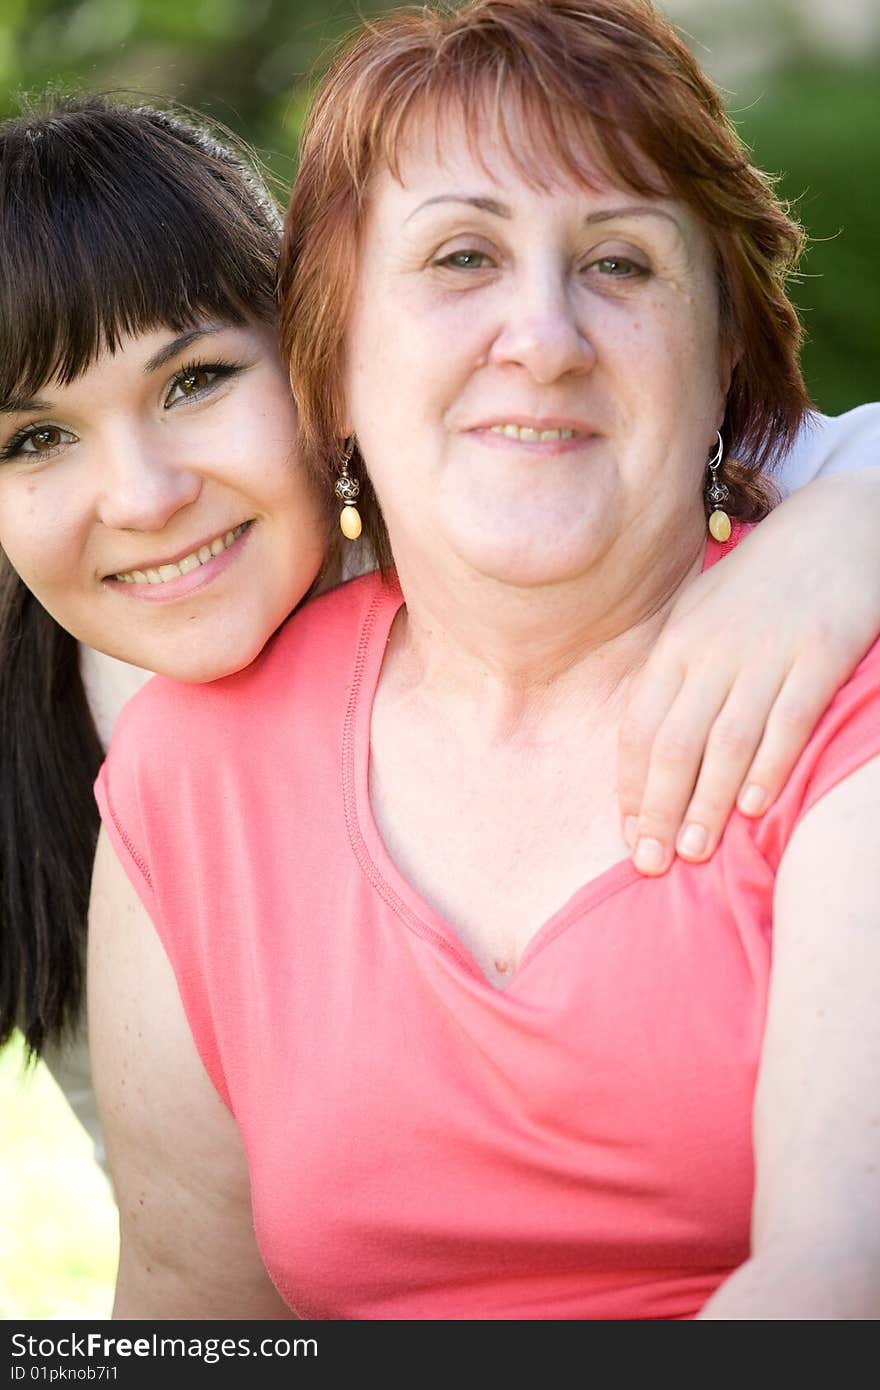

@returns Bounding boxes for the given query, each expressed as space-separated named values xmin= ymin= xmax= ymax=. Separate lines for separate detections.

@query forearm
xmin=698 ymin=1242 xmax=880 ymax=1320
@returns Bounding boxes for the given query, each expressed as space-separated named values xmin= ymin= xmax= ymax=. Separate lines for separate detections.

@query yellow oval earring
xmin=335 ymin=437 xmax=362 ymax=541
xmin=706 ymin=431 xmax=731 ymax=543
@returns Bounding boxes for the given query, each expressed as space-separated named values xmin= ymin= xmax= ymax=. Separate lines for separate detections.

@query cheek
xmin=622 ymin=299 xmax=725 ymax=413
xmin=347 ymin=281 xmax=458 ymax=409
xmin=0 ymin=484 xmax=84 ymax=595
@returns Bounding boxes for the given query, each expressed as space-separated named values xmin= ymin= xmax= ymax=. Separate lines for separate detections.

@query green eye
xmin=594 ymin=257 xmax=642 ymax=277
xmin=438 ymin=250 xmax=489 ymax=270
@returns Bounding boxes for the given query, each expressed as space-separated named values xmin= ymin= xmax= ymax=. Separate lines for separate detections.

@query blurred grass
xmin=0 ymin=1034 xmax=118 ymax=1320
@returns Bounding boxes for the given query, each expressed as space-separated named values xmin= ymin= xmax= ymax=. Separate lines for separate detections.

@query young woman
xmin=0 ymin=97 xmax=333 ymax=1157
xmin=1 ymin=92 xmax=879 ymax=1167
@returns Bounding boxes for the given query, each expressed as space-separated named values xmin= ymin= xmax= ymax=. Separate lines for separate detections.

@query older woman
xmin=90 ymin=0 xmax=880 ymax=1319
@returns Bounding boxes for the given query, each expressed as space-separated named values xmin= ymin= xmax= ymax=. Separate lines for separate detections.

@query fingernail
xmin=634 ymin=837 xmax=665 ymax=873
xmin=739 ymin=784 xmax=766 ymax=816
xmin=624 ymin=815 xmax=638 ymax=848
xmin=678 ymin=822 xmax=708 ymax=859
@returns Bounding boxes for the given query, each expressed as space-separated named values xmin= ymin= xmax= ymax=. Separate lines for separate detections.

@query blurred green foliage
xmin=0 ymin=0 xmax=877 ymax=413
xmin=732 ymin=64 xmax=879 ymax=413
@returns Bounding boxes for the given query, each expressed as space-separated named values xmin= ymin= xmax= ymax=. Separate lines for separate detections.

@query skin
xmin=1 ymin=313 xmax=878 ymax=858
xmin=620 ymin=469 xmax=880 ymax=868
xmin=89 ymin=114 xmax=880 ymax=1317
xmin=0 ymin=320 xmax=327 ymax=683
xmin=344 ymin=121 xmax=733 ymax=973
xmin=345 ymin=123 xmax=730 ymax=628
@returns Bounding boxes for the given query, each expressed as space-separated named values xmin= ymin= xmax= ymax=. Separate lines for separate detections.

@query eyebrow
xmin=404 ymin=195 xmax=681 ymax=233
xmin=142 ymin=326 xmax=224 ymax=374
xmin=1 ymin=326 xmax=226 ymax=415
xmin=584 ymin=205 xmax=681 ymax=231
xmin=405 ymin=195 xmax=512 ymax=223
xmin=0 ymin=395 xmax=55 ymax=414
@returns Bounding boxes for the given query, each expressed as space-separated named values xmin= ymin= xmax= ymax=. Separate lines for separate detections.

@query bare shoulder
xmin=752 ymin=756 xmax=880 ymax=1310
xmin=699 ymin=756 xmax=880 ymax=1317
xmin=88 ymin=829 xmax=292 ymax=1320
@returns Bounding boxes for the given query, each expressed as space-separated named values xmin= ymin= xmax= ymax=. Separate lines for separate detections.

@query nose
xmin=489 ymin=267 xmax=595 ymax=384
xmin=96 ymin=428 xmax=203 ymax=532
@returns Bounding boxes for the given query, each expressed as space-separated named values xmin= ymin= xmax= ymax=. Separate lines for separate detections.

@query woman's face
xmin=0 ymin=320 xmax=327 ymax=681
xmin=344 ymin=113 xmax=733 ymax=591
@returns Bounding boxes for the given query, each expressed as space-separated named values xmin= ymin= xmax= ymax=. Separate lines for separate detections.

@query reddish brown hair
xmin=280 ymin=0 xmax=810 ymax=548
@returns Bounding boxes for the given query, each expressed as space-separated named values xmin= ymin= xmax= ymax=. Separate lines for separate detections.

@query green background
xmin=0 ymin=0 xmax=878 ymax=412
xmin=0 ymin=0 xmax=878 ymax=1321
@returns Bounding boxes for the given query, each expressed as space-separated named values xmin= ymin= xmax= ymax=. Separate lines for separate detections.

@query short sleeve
xmin=94 ymin=732 xmax=158 ymax=925
xmin=754 ymin=637 xmax=880 ymax=870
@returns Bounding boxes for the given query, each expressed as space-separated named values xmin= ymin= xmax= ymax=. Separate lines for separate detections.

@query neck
xmin=387 ymin=515 xmax=706 ymax=737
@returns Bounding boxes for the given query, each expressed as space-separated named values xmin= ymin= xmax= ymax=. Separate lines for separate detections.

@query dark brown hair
xmin=0 ymin=94 xmax=285 ymax=1055
xmin=280 ymin=0 xmax=810 ymax=547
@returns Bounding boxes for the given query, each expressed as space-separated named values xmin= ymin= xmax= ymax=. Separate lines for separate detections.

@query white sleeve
xmin=774 ymin=405 xmax=880 ymax=496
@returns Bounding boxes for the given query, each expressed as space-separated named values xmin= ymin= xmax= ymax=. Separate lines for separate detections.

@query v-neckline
xmin=342 ymin=577 xmax=642 ymax=995
xmin=341 ymin=532 xmax=738 ymax=994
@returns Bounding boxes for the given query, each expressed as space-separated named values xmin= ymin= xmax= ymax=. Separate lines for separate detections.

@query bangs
xmin=376 ymin=78 xmax=671 ymax=204
xmin=0 ymin=101 xmax=281 ymax=408
xmin=329 ymin=0 xmax=734 ymax=208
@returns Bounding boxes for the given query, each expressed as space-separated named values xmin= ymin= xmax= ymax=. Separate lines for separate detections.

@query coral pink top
xmin=95 ymin=535 xmax=880 ymax=1320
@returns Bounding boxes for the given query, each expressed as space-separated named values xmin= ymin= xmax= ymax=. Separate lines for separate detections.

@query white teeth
xmin=113 ymin=522 xmax=248 ymax=585
xmin=490 ymin=424 xmax=575 ymax=441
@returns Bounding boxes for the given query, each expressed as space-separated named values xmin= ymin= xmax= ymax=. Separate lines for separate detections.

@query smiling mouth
xmin=110 ymin=521 xmax=252 ymax=585
xmin=489 ymin=424 xmax=577 ymax=442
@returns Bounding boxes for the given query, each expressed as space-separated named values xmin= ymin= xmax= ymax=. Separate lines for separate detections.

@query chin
xmin=439 ymin=490 xmax=617 ymax=588
xmin=452 ymin=526 xmax=611 ymax=590
xmin=144 ymin=638 xmax=264 ymax=685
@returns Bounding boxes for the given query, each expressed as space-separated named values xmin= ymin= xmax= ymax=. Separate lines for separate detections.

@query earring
xmin=335 ymin=437 xmax=362 ymax=540
xmin=705 ymin=431 xmax=731 ymax=543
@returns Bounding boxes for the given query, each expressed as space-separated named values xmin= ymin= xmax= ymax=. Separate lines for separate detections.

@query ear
xmin=718 ymin=334 xmax=743 ymax=399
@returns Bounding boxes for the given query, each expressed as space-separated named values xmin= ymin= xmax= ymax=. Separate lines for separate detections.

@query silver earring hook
xmin=708 ymin=431 xmax=723 ymax=471
xmin=706 ymin=431 xmax=728 ymax=506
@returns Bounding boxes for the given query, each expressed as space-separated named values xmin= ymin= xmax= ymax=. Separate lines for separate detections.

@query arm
xmin=620 ymin=459 xmax=880 ymax=874
xmin=699 ymin=756 xmax=880 ymax=1318
xmin=774 ymin=405 xmax=880 ymax=494
xmin=88 ymin=828 xmax=293 ymax=1320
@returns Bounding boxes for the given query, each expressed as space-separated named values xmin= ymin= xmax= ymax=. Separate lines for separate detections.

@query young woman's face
xmin=0 ymin=320 xmax=327 ymax=681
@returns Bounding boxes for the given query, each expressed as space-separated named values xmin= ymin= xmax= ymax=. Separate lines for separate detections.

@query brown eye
xmin=0 ymin=423 xmax=76 ymax=463
xmin=180 ymin=369 xmax=210 ymax=394
xmin=164 ymin=363 xmax=234 ymax=408
xmin=32 ymin=426 xmax=63 ymax=451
